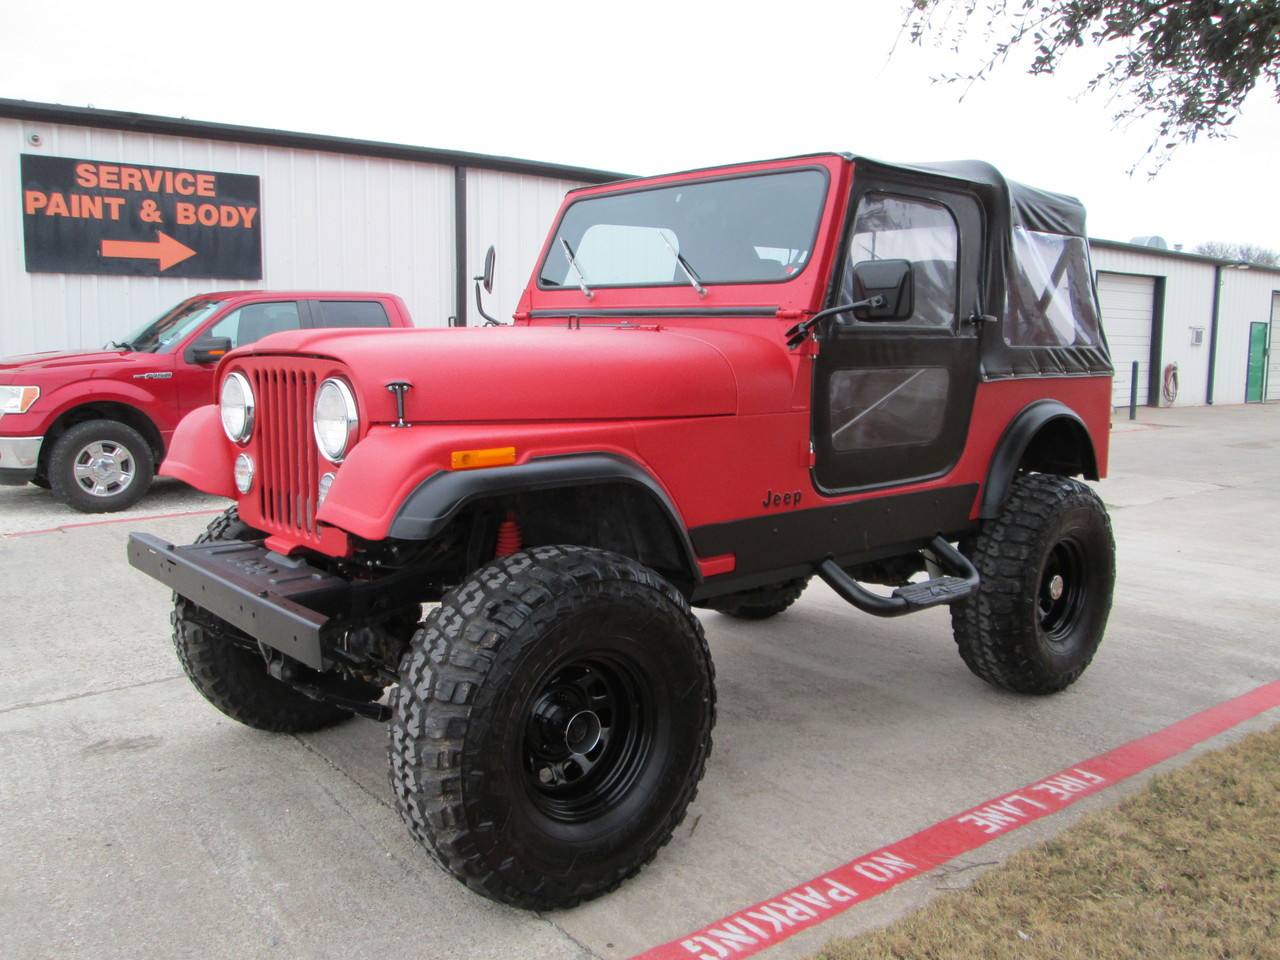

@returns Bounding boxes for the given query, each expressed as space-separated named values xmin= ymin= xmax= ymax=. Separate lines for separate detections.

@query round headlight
xmin=220 ymin=372 xmax=255 ymax=443
xmin=313 ymin=378 xmax=358 ymax=462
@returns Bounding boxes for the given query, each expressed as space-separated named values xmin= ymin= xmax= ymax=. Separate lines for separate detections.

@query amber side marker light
xmin=451 ymin=446 xmax=517 ymax=470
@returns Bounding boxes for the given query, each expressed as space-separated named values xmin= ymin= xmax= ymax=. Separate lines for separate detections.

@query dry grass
xmin=812 ymin=724 xmax=1280 ymax=960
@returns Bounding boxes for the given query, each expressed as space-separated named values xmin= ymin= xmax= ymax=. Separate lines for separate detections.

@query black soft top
xmin=850 ymin=155 xmax=1111 ymax=381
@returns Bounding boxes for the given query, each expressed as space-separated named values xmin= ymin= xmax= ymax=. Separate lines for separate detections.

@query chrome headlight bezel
xmin=219 ymin=372 xmax=255 ymax=444
xmin=313 ymin=378 xmax=359 ymax=463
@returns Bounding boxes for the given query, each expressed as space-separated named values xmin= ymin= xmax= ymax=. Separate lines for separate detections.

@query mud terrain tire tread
xmin=952 ymin=473 xmax=1115 ymax=694
xmin=171 ymin=507 xmax=354 ymax=732
xmin=388 ymin=544 xmax=715 ymax=910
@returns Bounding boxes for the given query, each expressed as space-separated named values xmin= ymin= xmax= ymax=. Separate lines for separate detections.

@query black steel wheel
xmin=171 ymin=507 xmax=367 ymax=732
xmin=699 ymin=575 xmax=811 ymax=620
xmin=48 ymin=419 xmax=154 ymax=513
xmin=389 ymin=545 xmax=715 ymax=909
xmin=952 ymin=474 xmax=1115 ymax=694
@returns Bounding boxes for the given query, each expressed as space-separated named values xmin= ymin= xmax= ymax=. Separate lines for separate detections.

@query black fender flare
xmin=388 ymin=452 xmax=702 ymax=580
xmin=979 ymin=400 xmax=1098 ymax=519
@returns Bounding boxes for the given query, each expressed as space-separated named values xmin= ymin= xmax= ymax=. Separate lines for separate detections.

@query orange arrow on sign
xmin=101 ymin=232 xmax=197 ymax=271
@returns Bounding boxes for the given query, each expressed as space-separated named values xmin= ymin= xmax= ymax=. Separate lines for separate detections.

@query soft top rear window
xmin=539 ymin=169 xmax=828 ymax=290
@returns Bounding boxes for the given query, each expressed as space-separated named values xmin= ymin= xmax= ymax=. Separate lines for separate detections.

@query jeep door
xmin=813 ymin=181 xmax=983 ymax=492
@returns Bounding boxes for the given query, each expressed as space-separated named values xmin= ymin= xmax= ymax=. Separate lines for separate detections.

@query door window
xmin=829 ymin=368 xmax=951 ymax=451
xmin=207 ymin=301 xmax=302 ymax=348
xmin=843 ymin=195 xmax=959 ymax=326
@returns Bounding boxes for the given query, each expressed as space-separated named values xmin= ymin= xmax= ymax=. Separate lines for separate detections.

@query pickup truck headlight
xmin=313 ymin=378 xmax=358 ymax=462
xmin=220 ymin=372 xmax=255 ymax=443
xmin=0 ymin=385 xmax=40 ymax=415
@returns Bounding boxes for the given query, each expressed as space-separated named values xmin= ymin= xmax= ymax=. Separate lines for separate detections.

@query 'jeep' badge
xmin=762 ymin=489 xmax=802 ymax=508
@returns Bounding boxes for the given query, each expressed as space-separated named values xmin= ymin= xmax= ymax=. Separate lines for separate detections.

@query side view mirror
xmin=849 ymin=259 xmax=914 ymax=321
xmin=473 ymin=245 xmax=502 ymax=325
xmin=477 ymin=245 xmax=496 ymax=294
xmin=185 ymin=336 xmax=232 ymax=365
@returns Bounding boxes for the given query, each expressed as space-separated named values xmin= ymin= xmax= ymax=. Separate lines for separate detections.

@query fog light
xmin=318 ymin=471 xmax=336 ymax=504
xmin=234 ymin=453 xmax=255 ymax=493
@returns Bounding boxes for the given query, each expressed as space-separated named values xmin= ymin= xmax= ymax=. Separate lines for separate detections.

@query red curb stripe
xmin=3 ymin=508 xmax=224 ymax=538
xmin=632 ymin=680 xmax=1280 ymax=960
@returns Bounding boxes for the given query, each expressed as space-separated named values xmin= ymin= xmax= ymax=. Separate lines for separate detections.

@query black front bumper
xmin=127 ymin=533 xmax=349 ymax=670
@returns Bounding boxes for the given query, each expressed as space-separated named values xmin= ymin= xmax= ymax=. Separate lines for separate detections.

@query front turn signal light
xmin=450 ymin=446 xmax=516 ymax=470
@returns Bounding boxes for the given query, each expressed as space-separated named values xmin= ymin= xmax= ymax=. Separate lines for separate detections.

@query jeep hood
xmin=234 ymin=325 xmax=792 ymax=421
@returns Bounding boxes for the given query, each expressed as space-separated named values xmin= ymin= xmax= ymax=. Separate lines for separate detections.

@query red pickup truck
xmin=0 ymin=291 xmax=413 ymax=511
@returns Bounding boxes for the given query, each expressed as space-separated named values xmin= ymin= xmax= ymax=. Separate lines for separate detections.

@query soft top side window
xmin=843 ymin=194 xmax=959 ymax=327
xmin=1005 ymin=229 xmax=1100 ymax=347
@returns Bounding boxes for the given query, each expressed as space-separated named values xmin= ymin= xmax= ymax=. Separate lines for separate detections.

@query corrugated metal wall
xmin=1091 ymin=245 xmax=1213 ymax=408
xmin=465 ymin=169 xmax=590 ymax=324
xmin=1213 ymin=267 xmax=1280 ymax=404
xmin=2 ymin=116 xmax=598 ymax=356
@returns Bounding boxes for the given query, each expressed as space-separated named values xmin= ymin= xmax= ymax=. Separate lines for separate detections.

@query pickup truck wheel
xmin=48 ymin=419 xmax=154 ymax=513
xmin=952 ymin=474 xmax=1115 ymax=694
xmin=389 ymin=545 xmax=715 ymax=909
xmin=171 ymin=507 xmax=360 ymax=732
xmin=701 ymin=575 xmax=811 ymax=620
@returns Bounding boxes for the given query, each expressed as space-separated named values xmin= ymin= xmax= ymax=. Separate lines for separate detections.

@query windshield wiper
xmin=560 ymin=239 xmax=594 ymax=300
xmin=106 ymin=339 xmax=135 ymax=352
xmin=659 ymin=233 xmax=706 ymax=296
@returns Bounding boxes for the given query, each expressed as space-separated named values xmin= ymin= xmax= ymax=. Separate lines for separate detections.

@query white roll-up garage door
xmin=1098 ymin=272 xmax=1156 ymax=410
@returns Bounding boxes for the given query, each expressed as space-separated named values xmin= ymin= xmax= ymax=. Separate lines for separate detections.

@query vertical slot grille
xmin=249 ymin=364 xmax=320 ymax=539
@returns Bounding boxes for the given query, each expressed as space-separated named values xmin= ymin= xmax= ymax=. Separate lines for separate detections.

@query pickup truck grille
xmin=246 ymin=361 xmax=323 ymax=540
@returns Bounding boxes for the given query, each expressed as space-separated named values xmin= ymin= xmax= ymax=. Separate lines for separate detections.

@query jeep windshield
xmin=119 ymin=298 xmax=224 ymax=353
xmin=538 ymin=169 xmax=828 ymax=290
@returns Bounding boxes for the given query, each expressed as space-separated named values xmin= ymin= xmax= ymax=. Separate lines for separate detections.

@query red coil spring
xmin=494 ymin=511 xmax=522 ymax=558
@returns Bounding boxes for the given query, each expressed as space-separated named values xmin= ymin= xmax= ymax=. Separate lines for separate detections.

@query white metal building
xmin=4 ymin=99 xmax=1276 ymax=409
xmin=1091 ymin=240 xmax=1280 ymax=408
xmin=1 ymin=99 xmax=618 ymax=357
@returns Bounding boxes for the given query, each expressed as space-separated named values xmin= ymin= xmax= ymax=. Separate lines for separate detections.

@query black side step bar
xmin=817 ymin=536 xmax=980 ymax=618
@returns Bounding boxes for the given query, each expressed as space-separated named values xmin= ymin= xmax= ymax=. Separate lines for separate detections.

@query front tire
xmin=172 ymin=507 xmax=359 ymax=732
xmin=389 ymin=545 xmax=715 ymax=909
xmin=48 ymin=419 xmax=154 ymax=513
xmin=952 ymin=474 xmax=1115 ymax=694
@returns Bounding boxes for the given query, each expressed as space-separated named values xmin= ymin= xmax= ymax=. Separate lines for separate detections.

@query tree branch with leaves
xmin=903 ymin=1 xmax=1280 ymax=171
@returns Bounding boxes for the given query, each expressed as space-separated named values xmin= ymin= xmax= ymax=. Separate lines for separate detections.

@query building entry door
xmin=1246 ymin=321 xmax=1268 ymax=403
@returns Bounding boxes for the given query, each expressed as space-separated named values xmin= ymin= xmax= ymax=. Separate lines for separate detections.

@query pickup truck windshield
xmin=122 ymin=299 xmax=224 ymax=353
xmin=539 ymin=169 xmax=828 ymax=290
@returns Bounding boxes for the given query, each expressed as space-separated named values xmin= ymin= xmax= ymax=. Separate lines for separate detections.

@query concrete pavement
xmin=2 ymin=403 xmax=1278 ymax=960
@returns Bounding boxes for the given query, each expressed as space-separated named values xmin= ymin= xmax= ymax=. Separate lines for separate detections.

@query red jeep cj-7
xmin=129 ymin=153 xmax=1115 ymax=909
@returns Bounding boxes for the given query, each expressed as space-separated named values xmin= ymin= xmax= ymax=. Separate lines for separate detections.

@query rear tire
xmin=952 ymin=474 xmax=1114 ymax=694
xmin=700 ymin=575 xmax=811 ymax=620
xmin=389 ymin=545 xmax=715 ymax=909
xmin=171 ymin=507 xmax=361 ymax=732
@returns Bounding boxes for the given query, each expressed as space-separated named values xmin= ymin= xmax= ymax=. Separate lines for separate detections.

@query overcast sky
xmin=4 ymin=0 xmax=1277 ymax=252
